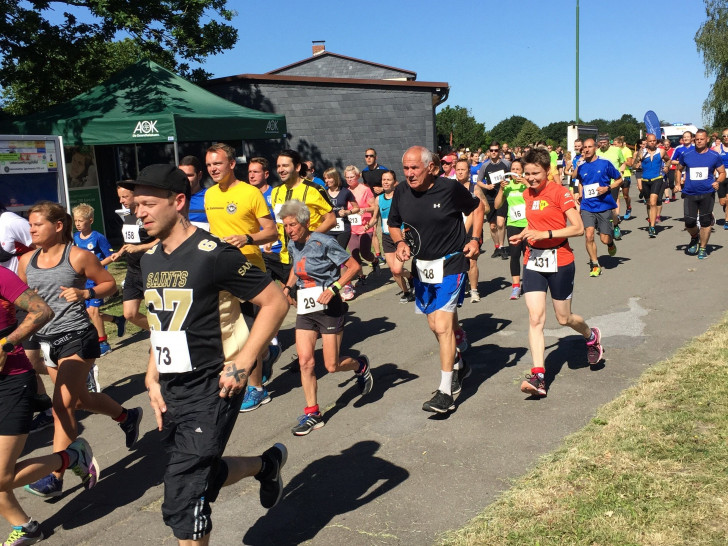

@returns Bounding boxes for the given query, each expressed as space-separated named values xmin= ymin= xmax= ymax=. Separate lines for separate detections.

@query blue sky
xmin=44 ymin=0 xmax=714 ymax=129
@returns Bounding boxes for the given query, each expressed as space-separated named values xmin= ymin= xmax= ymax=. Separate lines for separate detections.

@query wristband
xmin=548 ymin=230 xmax=553 ymax=239
xmin=470 ymin=236 xmax=481 ymax=243
xmin=0 ymin=337 xmax=14 ymax=353
xmin=244 ymin=234 xmax=253 ymax=246
xmin=328 ymin=284 xmax=340 ymax=295
xmin=333 ymin=281 xmax=342 ymax=290
xmin=283 ymin=285 xmax=293 ymax=293
xmin=87 ymin=287 xmax=96 ymax=300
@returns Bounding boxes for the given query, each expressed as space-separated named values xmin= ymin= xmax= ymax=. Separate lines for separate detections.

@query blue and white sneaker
xmin=262 ymin=345 xmax=281 ymax=385
xmin=240 ymin=385 xmax=271 ymax=413
xmin=99 ymin=341 xmax=111 ymax=357
xmin=24 ymin=473 xmax=63 ymax=498
xmin=67 ymin=437 xmax=100 ymax=490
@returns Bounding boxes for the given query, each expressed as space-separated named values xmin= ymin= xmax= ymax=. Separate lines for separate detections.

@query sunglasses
xmin=489 ymin=149 xmax=499 ymax=152
xmin=365 ymin=154 xmax=375 ymax=158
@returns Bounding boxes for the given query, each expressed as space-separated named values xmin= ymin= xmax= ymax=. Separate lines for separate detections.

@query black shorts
xmin=262 ymin=252 xmax=292 ymax=284
xmin=0 ymin=371 xmax=36 ymax=435
xmin=684 ymin=192 xmax=715 ymax=224
xmin=381 ymin=233 xmax=396 ymax=254
xmin=718 ymin=181 xmax=728 ymax=199
xmin=642 ymin=178 xmax=664 ymax=197
xmin=485 ymin=199 xmax=507 ymax=223
xmin=35 ymin=325 xmax=100 ymax=366
xmin=123 ymin=266 xmax=145 ymax=301
xmin=161 ymin=386 xmax=244 ymax=541
xmin=295 ymin=296 xmax=347 ymax=335
xmin=621 ymin=175 xmax=632 ymax=188
xmin=522 ymin=261 xmax=575 ymax=301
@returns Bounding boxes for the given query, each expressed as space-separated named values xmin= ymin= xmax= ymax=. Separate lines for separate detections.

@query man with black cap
xmin=125 ymin=164 xmax=290 ymax=545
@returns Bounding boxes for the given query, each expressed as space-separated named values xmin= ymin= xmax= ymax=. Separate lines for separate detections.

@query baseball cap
xmin=118 ymin=164 xmax=190 ymax=197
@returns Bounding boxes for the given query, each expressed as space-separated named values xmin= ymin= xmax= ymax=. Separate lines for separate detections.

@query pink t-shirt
xmin=0 ymin=267 xmax=32 ymax=375
xmin=349 ymin=183 xmax=374 ymax=235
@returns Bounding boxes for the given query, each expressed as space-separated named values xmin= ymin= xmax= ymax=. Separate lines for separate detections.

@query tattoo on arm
xmin=225 ymin=363 xmax=248 ymax=384
xmin=10 ymin=289 xmax=53 ymax=343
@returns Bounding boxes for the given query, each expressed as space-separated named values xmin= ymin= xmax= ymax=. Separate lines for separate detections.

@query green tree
xmin=436 ymin=106 xmax=487 ymax=150
xmin=513 ymin=120 xmax=545 ymax=147
xmin=541 ymin=121 xmax=570 ymax=145
xmin=696 ymin=0 xmax=728 ymax=126
xmin=489 ymin=115 xmax=528 ymax=145
xmin=0 ymin=0 xmax=238 ymax=115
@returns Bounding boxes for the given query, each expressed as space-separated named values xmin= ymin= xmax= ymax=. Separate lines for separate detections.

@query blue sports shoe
xmin=99 ymin=341 xmax=111 ymax=357
xmin=262 ymin=345 xmax=281 ymax=385
xmin=24 ymin=473 xmax=63 ymax=498
xmin=240 ymin=385 xmax=271 ymax=413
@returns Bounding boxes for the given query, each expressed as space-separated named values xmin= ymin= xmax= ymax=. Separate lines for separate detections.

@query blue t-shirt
xmin=576 ymin=157 xmax=620 ymax=213
xmin=377 ymin=192 xmax=399 ymax=235
xmin=288 ymin=232 xmax=350 ymax=289
xmin=679 ymin=149 xmax=723 ymax=195
xmin=572 ymin=154 xmax=582 ymax=170
xmin=671 ymin=144 xmax=694 ymax=164
xmin=189 ymin=188 xmax=208 ymax=223
xmin=74 ymin=230 xmax=113 ymax=290
xmin=261 ymin=186 xmax=281 ymax=253
xmin=470 ymin=163 xmax=482 ymax=185
xmin=714 ymin=144 xmax=728 ymax=169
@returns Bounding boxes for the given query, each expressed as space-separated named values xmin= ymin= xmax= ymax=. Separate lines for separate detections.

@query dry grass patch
xmin=441 ymin=316 xmax=728 ymax=546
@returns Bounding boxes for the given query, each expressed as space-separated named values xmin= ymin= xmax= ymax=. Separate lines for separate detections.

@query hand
xmin=500 ymin=180 xmax=508 ymax=190
xmin=223 ymin=235 xmax=249 ymax=248
xmin=59 ymin=286 xmax=83 ymax=302
xmin=373 ymin=187 xmax=384 ymax=195
xmin=519 ymin=228 xmax=549 ymax=245
xmin=262 ymin=243 xmax=273 ymax=253
xmin=485 ymin=183 xmax=495 ymax=190
xmin=146 ymin=381 xmax=166 ymax=431
xmin=598 ymin=186 xmax=609 ymax=195
xmin=463 ymin=240 xmax=480 ymax=259
xmin=109 ymin=251 xmax=122 ymax=262
xmin=395 ymin=242 xmax=411 ymax=262
xmin=338 ymin=209 xmax=347 ymax=217
xmin=219 ymin=362 xmax=250 ymax=398
xmin=712 ymin=181 xmax=719 ymax=191
xmin=318 ymin=288 xmax=334 ymax=305
xmin=674 ymin=184 xmax=681 ymax=193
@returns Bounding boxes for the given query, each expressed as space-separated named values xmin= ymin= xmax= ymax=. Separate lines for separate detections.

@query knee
xmin=298 ymin=355 xmax=316 ymax=373
xmin=528 ymin=311 xmax=546 ymax=329
xmin=123 ymin=308 xmax=136 ymax=321
xmin=584 ymin=230 xmax=595 ymax=242
xmin=87 ymin=306 xmax=100 ymax=318
xmin=556 ymin=313 xmax=570 ymax=326
xmin=685 ymin=218 xmax=698 ymax=229
xmin=699 ymin=213 xmax=713 ymax=227
xmin=322 ymin=359 xmax=338 ymax=374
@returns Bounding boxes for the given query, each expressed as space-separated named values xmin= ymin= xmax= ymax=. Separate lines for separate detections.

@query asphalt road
xmin=17 ymin=196 xmax=728 ymax=545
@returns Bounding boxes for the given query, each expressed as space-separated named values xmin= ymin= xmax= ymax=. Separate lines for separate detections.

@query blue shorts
xmin=413 ymin=273 xmax=466 ymax=315
xmin=85 ymin=298 xmax=104 ymax=308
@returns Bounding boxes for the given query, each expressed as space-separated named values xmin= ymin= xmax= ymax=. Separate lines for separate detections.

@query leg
xmin=584 ymin=226 xmax=599 ymax=263
xmin=295 ymin=329 xmax=319 ymax=408
xmin=648 ymin=193 xmax=659 ymax=226
xmin=320 ymin=333 xmax=358 ymax=374
xmin=496 ymin=215 xmax=506 ymax=248
xmin=622 ymin=185 xmax=631 ymax=211
xmin=385 ymin=252 xmax=408 ymax=293
xmin=123 ymin=299 xmax=149 ymax=331
xmin=426 ymin=310 xmax=456 ymax=373
xmin=552 ymin=299 xmax=591 ymax=338
xmin=468 ymin=258 xmax=479 ymax=291
xmin=524 ymin=291 xmax=547 ymax=368
xmin=86 ymin=306 xmax=105 ymax=339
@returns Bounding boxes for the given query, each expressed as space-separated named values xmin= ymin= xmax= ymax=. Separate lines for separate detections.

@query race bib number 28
xmin=416 ymin=257 xmax=444 ymax=284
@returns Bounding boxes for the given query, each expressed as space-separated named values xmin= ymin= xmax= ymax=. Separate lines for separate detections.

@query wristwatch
xmin=87 ymin=287 xmax=96 ymax=299
xmin=0 ymin=337 xmax=14 ymax=353
xmin=244 ymin=234 xmax=253 ymax=246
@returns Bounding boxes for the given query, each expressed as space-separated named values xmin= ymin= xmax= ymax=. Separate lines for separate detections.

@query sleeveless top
xmin=25 ymin=244 xmax=90 ymax=336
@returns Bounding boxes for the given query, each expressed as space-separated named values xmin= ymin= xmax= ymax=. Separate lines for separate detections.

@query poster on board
xmin=64 ymin=145 xmax=106 ymax=235
xmin=0 ymin=137 xmax=66 ymax=210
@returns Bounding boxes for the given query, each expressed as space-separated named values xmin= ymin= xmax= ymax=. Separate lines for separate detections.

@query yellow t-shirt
xmin=621 ymin=146 xmax=633 ymax=177
xmin=270 ymin=181 xmax=333 ymax=264
xmin=204 ymin=181 xmax=270 ymax=271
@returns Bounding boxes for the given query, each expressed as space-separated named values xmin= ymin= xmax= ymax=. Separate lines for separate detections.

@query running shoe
xmin=3 ymin=519 xmax=43 ymax=545
xmin=451 ymin=353 xmax=471 ymax=396
xmin=520 ymin=372 xmax=547 ymax=397
xmin=455 ymin=328 xmax=468 ymax=352
xmin=119 ymin=407 xmax=143 ymax=449
xmin=24 ymin=474 xmax=62 ymax=498
xmin=86 ymin=364 xmax=101 ymax=392
xmin=291 ymin=412 xmax=324 ymax=436
xmin=30 ymin=410 xmax=54 ymax=434
xmin=378 ymin=255 xmax=386 ymax=265
xmin=724 ymin=223 xmax=728 ymax=230
xmin=687 ymin=237 xmax=700 ymax=255
xmin=240 ymin=386 xmax=271 ymax=413
xmin=470 ymin=289 xmax=480 ymax=303
xmin=648 ymin=226 xmax=656 ymax=238
xmin=99 ymin=341 xmax=111 ymax=357
xmin=607 ymin=243 xmax=617 ymax=257
xmin=256 ymin=443 xmax=287 ymax=509
xmin=262 ymin=344 xmax=281 ymax=385
xmin=371 ymin=259 xmax=380 ymax=274
xmin=113 ymin=316 xmax=127 ymax=337
xmin=586 ymin=327 xmax=604 ymax=366
xmin=500 ymin=247 xmax=509 ymax=260
xmin=698 ymin=247 xmax=708 ymax=260
xmin=355 ymin=356 xmax=374 ymax=395
xmin=613 ymin=225 xmax=622 ymax=240
xmin=67 ymin=437 xmax=100 ymax=490
xmin=589 ymin=265 xmax=602 ymax=277
xmin=399 ymin=291 xmax=415 ymax=303
xmin=510 ymin=286 xmax=521 ymax=300
xmin=341 ymin=283 xmax=355 ymax=301
xmin=490 ymin=247 xmax=501 ymax=258
xmin=355 ymin=275 xmax=367 ymax=287
xmin=422 ymin=390 xmax=455 ymax=413
xmin=623 ymin=208 xmax=632 ymax=220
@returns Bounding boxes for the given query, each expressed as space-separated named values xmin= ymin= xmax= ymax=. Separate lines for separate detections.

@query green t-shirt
xmin=596 ymin=146 xmax=625 ymax=181
xmin=503 ymin=180 xmax=528 ymax=227
xmin=549 ymin=150 xmax=558 ymax=167
xmin=621 ymin=146 xmax=633 ymax=177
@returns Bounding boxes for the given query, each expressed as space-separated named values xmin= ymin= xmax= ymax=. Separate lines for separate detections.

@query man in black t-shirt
xmin=126 ymin=164 xmax=289 ymax=544
xmin=388 ymin=147 xmax=484 ymax=414
xmin=476 ymin=142 xmax=512 ymax=258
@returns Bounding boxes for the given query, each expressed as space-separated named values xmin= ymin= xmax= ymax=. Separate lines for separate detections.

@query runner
xmin=0 ymin=266 xmax=99 ymax=546
xmin=494 ymin=159 xmax=528 ymax=299
xmin=712 ymin=129 xmax=728 ymax=228
xmin=280 ymin=200 xmax=373 ymax=436
xmin=575 ymin=138 xmax=622 ymax=277
xmin=509 ymin=148 xmax=604 ymax=398
xmin=323 ymin=168 xmax=359 ymax=301
xmin=476 ymin=142 xmax=511 ymax=258
xmin=632 ymin=134 xmax=669 ymax=237
xmin=129 ymin=164 xmax=289 ymax=544
xmin=361 ymin=148 xmax=388 ymax=263
xmin=614 ymin=137 xmax=634 ymax=220
xmin=18 ymin=202 xmax=142 ymax=498
xmin=389 ymin=146 xmax=484 ymax=413
xmin=455 ymin=158 xmax=487 ymax=303
xmin=344 ymin=166 xmax=379 ymax=292
xmin=178 ymin=155 xmax=208 ymax=229
xmin=594 ymin=134 xmax=625 ymax=240
xmin=366 ymin=170 xmax=415 ymax=303
xmin=675 ymin=129 xmax=726 ymax=259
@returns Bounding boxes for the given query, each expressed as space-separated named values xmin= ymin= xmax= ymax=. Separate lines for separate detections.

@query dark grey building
xmin=204 ymin=44 xmax=449 ymax=175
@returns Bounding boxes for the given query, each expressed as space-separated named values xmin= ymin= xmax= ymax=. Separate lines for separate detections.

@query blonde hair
xmin=72 ymin=203 xmax=94 ymax=221
xmin=323 ymin=168 xmax=343 ymax=189
xmin=344 ymin=165 xmax=361 ymax=178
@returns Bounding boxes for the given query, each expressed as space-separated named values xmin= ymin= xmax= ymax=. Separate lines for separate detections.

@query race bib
xmin=123 ymin=224 xmax=141 ymax=243
xmin=689 ymin=167 xmax=709 ymax=180
xmin=297 ymin=286 xmax=325 ymax=314
xmin=39 ymin=341 xmax=55 ymax=368
xmin=526 ymin=248 xmax=558 ymax=272
xmin=583 ymin=184 xmax=600 ymax=199
xmin=274 ymin=203 xmax=284 ymax=224
xmin=382 ymin=220 xmax=389 ymax=234
xmin=489 ymin=170 xmax=505 ymax=185
xmin=150 ymin=330 xmax=193 ymax=374
xmin=190 ymin=221 xmax=210 ymax=231
xmin=509 ymin=204 xmax=526 ymax=222
xmin=348 ymin=214 xmax=363 ymax=226
xmin=416 ymin=257 xmax=444 ymax=284
xmin=331 ymin=217 xmax=345 ymax=232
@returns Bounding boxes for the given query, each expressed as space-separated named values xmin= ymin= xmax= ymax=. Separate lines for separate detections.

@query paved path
xmin=18 ymin=198 xmax=728 ymax=545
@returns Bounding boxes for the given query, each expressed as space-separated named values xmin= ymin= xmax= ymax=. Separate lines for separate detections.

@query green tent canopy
xmin=0 ymin=60 xmax=286 ymax=145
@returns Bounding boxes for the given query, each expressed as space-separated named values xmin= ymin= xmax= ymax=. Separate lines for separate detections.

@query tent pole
xmin=134 ymin=144 xmax=139 ymax=176
xmin=173 ymin=141 xmax=179 ymax=166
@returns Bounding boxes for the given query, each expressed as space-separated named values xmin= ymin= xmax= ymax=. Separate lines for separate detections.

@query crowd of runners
xmin=0 ymin=128 xmax=725 ymax=544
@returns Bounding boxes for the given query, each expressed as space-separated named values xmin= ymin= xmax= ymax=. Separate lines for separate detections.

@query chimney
xmin=312 ymin=40 xmax=325 ymax=56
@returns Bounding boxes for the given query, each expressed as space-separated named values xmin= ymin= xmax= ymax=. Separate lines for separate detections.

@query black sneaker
xmin=355 ymin=356 xmax=374 ymax=395
xmin=119 ymin=407 xmax=143 ymax=449
xmin=256 ymin=443 xmax=288 ymax=509
xmin=291 ymin=412 xmax=324 ymax=436
xmin=490 ymin=248 xmax=501 ymax=258
xmin=422 ymin=390 xmax=455 ymax=413
xmin=500 ymin=246 xmax=509 ymax=260
xmin=451 ymin=353 xmax=471 ymax=396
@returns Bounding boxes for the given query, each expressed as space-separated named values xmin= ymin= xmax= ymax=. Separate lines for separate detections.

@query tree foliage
xmin=513 ymin=120 xmax=545 ymax=147
xmin=489 ymin=115 xmax=528 ymax=145
xmin=436 ymin=106 xmax=487 ymax=150
xmin=542 ymin=121 xmax=571 ymax=145
xmin=0 ymin=0 xmax=238 ymax=115
xmin=695 ymin=0 xmax=728 ymax=126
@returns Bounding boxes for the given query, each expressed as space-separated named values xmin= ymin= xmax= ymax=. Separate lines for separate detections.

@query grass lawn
xmin=441 ymin=314 xmax=728 ymax=546
xmin=99 ymin=260 xmax=146 ymax=340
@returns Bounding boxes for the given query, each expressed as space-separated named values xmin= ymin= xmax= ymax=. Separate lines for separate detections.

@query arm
xmin=463 ymin=200 xmax=485 ymax=259
xmin=318 ymin=256 xmax=361 ymax=305
xmin=511 ymin=206 xmax=584 ymax=245
xmin=144 ymin=352 xmax=165 ymax=431
xmin=494 ymin=181 xmax=506 ymax=210
xmin=713 ymin=165 xmax=726 ymax=190
xmin=388 ymin=226 xmax=411 ymax=263
xmin=365 ymin=197 xmax=380 ymax=231
xmin=674 ymin=163 xmax=683 ymax=193
xmin=314 ymin=211 xmax=336 ymax=233
xmin=223 ymin=215 xmax=278 ymax=248
xmin=60 ymin=248 xmax=117 ymax=302
xmin=0 ymin=289 xmax=54 ymax=371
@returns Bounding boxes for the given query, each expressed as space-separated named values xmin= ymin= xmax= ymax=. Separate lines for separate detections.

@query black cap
xmin=118 ymin=164 xmax=190 ymax=197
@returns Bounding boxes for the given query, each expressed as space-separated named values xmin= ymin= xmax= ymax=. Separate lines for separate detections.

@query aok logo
xmin=265 ymin=120 xmax=279 ymax=133
xmin=132 ymin=120 xmax=159 ymax=137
